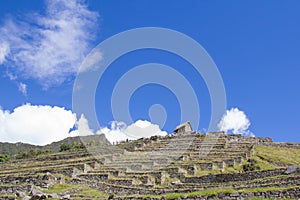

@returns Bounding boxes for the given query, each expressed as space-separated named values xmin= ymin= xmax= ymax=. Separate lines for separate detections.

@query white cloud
xmin=125 ymin=120 xmax=168 ymax=139
xmin=79 ymin=49 xmax=103 ymax=73
xmin=18 ymin=82 xmax=27 ymax=96
xmin=218 ymin=108 xmax=255 ymax=137
xmin=95 ymin=120 xmax=168 ymax=144
xmin=0 ymin=104 xmax=168 ymax=146
xmin=0 ymin=42 xmax=10 ymax=64
xmin=0 ymin=104 xmax=77 ymax=145
xmin=6 ymin=71 xmax=17 ymax=81
xmin=70 ymin=114 xmax=93 ymax=136
xmin=0 ymin=0 xmax=99 ymax=88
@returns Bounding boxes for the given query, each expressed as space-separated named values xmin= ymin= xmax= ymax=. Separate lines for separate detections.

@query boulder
xmin=285 ymin=165 xmax=299 ymax=174
xmin=16 ymin=190 xmax=26 ymax=197
xmin=171 ymin=180 xmax=181 ymax=185
xmin=42 ymin=172 xmax=57 ymax=186
xmin=30 ymin=188 xmax=47 ymax=200
xmin=61 ymin=194 xmax=71 ymax=199
xmin=48 ymin=193 xmax=59 ymax=198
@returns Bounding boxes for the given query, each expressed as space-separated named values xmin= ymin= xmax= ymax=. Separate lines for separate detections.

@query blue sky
xmin=0 ymin=0 xmax=299 ymax=144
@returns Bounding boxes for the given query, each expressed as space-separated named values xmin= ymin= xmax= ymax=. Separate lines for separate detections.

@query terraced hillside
xmin=1 ymin=132 xmax=300 ymax=199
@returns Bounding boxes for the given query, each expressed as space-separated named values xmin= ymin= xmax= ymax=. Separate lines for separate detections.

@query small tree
xmin=242 ymin=158 xmax=261 ymax=172
xmin=0 ymin=154 xmax=10 ymax=162
xmin=59 ymin=143 xmax=86 ymax=152
xmin=60 ymin=143 xmax=73 ymax=152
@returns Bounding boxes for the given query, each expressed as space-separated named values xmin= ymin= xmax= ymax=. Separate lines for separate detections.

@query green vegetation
xmin=0 ymin=135 xmax=105 ymax=157
xmin=59 ymin=143 xmax=85 ymax=152
xmin=16 ymin=149 xmax=51 ymax=159
xmin=242 ymin=158 xmax=261 ymax=172
xmin=0 ymin=194 xmax=15 ymax=198
xmin=193 ymin=168 xmax=221 ymax=176
xmin=161 ymin=177 xmax=180 ymax=186
xmin=43 ymin=183 xmax=108 ymax=199
xmin=128 ymin=186 xmax=300 ymax=199
xmin=236 ymin=147 xmax=284 ymax=172
xmin=2 ymin=135 xmax=300 ymax=199
xmin=52 ymin=173 xmax=71 ymax=181
xmin=249 ymin=198 xmax=293 ymax=200
xmin=0 ymin=154 xmax=10 ymax=162
xmin=238 ymin=185 xmax=300 ymax=193
xmin=254 ymin=146 xmax=300 ymax=165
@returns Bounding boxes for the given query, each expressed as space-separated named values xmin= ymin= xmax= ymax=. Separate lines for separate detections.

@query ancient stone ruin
xmin=173 ymin=121 xmax=193 ymax=135
xmin=0 ymin=124 xmax=300 ymax=199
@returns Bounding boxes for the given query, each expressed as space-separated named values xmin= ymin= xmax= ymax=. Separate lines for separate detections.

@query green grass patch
xmin=0 ymin=193 xmax=15 ymax=197
xmin=42 ymin=183 xmax=107 ymax=198
xmin=161 ymin=177 xmax=180 ymax=186
xmin=254 ymin=146 xmax=300 ymax=165
xmin=193 ymin=168 xmax=221 ymax=177
xmin=239 ymin=185 xmax=300 ymax=193
xmin=249 ymin=198 xmax=293 ymax=200
xmin=127 ymin=185 xmax=300 ymax=199
xmin=243 ymin=156 xmax=278 ymax=172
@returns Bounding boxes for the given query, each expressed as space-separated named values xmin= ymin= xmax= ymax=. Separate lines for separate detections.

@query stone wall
xmin=183 ymin=169 xmax=286 ymax=184
xmin=111 ymin=187 xmax=300 ymax=199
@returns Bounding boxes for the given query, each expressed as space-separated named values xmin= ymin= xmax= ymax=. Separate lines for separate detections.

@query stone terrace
xmin=1 ymin=132 xmax=300 ymax=199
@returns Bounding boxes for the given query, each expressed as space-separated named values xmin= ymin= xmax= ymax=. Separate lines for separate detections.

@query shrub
xmin=242 ymin=158 xmax=261 ymax=172
xmin=16 ymin=149 xmax=51 ymax=159
xmin=0 ymin=154 xmax=10 ymax=162
xmin=59 ymin=143 xmax=85 ymax=152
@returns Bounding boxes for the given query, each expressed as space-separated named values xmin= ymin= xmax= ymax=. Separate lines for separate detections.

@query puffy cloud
xmin=0 ymin=0 xmax=99 ymax=88
xmin=70 ymin=114 xmax=93 ymax=136
xmin=95 ymin=120 xmax=168 ymax=144
xmin=125 ymin=120 xmax=168 ymax=139
xmin=0 ymin=104 xmax=168 ymax=145
xmin=218 ymin=108 xmax=255 ymax=137
xmin=0 ymin=104 xmax=77 ymax=145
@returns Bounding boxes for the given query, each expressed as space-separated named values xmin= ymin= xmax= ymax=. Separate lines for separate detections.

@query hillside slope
xmin=0 ymin=132 xmax=300 ymax=199
xmin=0 ymin=134 xmax=109 ymax=157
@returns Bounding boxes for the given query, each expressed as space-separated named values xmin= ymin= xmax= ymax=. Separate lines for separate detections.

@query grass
xmin=161 ymin=177 xmax=180 ymax=186
xmin=191 ymin=165 xmax=240 ymax=177
xmin=192 ymin=170 xmax=215 ymax=176
xmin=126 ymin=185 xmax=300 ymax=199
xmin=42 ymin=183 xmax=76 ymax=193
xmin=239 ymin=186 xmax=296 ymax=193
xmin=246 ymin=156 xmax=278 ymax=171
xmin=254 ymin=146 xmax=300 ymax=165
xmin=0 ymin=194 xmax=15 ymax=197
xmin=186 ymin=157 xmax=276 ymax=177
xmin=249 ymin=198 xmax=293 ymax=200
xmin=42 ymin=183 xmax=108 ymax=198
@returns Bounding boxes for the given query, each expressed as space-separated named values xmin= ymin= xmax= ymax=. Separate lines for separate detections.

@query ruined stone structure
xmin=0 ymin=126 xmax=300 ymax=199
xmin=173 ymin=121 xmax=193 ymax=134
